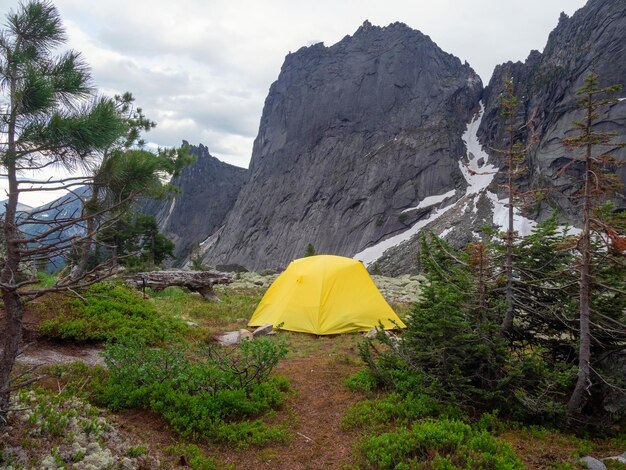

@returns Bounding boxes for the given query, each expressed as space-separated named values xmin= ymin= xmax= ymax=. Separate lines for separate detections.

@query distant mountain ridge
xmin=0 ymin=201 xmax=32 ymax=216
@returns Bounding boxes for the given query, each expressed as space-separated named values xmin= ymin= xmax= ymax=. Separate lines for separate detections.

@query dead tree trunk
xmin=125 ymin=270 xmax=233 ymax=301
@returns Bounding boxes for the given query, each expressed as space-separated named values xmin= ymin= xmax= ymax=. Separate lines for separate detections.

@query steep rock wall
xmin=203 ymin=21 xmax=481 ymax=270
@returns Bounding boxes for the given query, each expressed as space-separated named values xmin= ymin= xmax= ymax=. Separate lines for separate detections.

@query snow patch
xmin=460 ymin=103 xmax=497 ymax=195
xmin=401 ymin=189 xmax=456 ymax=213
xmin=354 ymin=203 xmax=456 ymax=266
xmin=440 ymin=226 xmax=454 ymax=239
xmin=161 ymin=197 xmax=177 ymax=228
xmin=485 ymin=191 xmax=537 ymax=237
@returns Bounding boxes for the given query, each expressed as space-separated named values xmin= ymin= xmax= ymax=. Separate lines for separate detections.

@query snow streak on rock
xmin=461 ymin=104 xmax=537 ymax=237
xmin=486 ymin=191 xmax=536 ymax=237
xmin=354 ymin=203 xmax=457 ymax=266
xmin=401 ymin=189 xmax=456 ymax=213
xmin=460 ymin=103 xmax=498 ymax=195
xmin=355 ymin=102 xmax=541 ymax=266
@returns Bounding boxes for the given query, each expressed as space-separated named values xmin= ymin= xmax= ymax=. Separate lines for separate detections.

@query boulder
xmin=216 ymin=331 xmax=241 ymax=346
xmin=239 ymin=329 xmax=254 ymax=341
xmin=364 ymin=327 xmax=380 ymax=339
xmin=579 ymin=456 xmax=606 ymax=470
xmin=216 ymin=329 xmax=254 ymax=346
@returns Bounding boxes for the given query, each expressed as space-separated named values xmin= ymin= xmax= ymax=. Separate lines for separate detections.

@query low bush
xmin=344 ymin=369 xmax=379 ymax=394
xmin=342 ymin=392 xmax=445 ymax=432
xmin=97 ymin=336 xmax=289 ymax=448
xmin=39 ymin=281 xmax=186 ymax=343
xmin=165 ymin=444 xmax=232 ymax=470
xmin=357 ymin=418 xmax=524 ymax=469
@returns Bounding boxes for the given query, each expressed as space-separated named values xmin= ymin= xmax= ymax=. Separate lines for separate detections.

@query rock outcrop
xmin=478 ymin=0 xmax=626 ymax=219
xmin=145 ymin=143 xmax=248 ymax=263
xmin=202 ymin=21 xmax=481 ymax=270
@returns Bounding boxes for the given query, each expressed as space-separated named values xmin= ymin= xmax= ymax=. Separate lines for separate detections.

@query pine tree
xmin=0 ymin=1 xmax=125 ymax=420
xmin=562 ymin=72 xmax=625 ymax=416
xmin=304 ymin=243 xmax=316 ymax=257
xmin=511 ymin=215 xmax=578 ymax=357
xmin=70 ymin=93 xmax=189 ymax=280
xmin=495 ymin=76 xmax=539 ymax=334
xmin=397 ymin=235 xmax=508 ymax=406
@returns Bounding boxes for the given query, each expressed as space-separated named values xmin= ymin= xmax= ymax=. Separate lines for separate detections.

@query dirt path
xmin=218 ymin=353 xmax=364 ymax=469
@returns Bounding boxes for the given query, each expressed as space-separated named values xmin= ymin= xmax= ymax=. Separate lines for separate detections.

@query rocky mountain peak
xmin=201 ymin=21 xmax=482 ymax=270
xmin=154 ymin=0 xmax=623 ymax=275
xmin=144 ymin=143 xmax=248 ymax=264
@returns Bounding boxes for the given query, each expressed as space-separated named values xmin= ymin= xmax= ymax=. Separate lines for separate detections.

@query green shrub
xmin=213 ymin=420 xmax=290 ymax=449
xmin=35 ymin=271 xmax=57 ymax=288
xmin=605 ymin=461 xmax=626 ymax=470
xmin=344 ymin=369 xmax=379 ymax=394
xmin=126 ymin=445 xmax=148 ymax=458
xmin=357 ymin=418 xmax=524 ymax=469
xmin=39 ymin=281 xmax=185 ymax=343
xmin=165 ymin=444 xmax=232 ymax=470
xmin=98 ymin=336 xmax=289 ymax=447
xmin=42 ymin=362 xmax=108 ymax=400
xmin=342 ymin=392 xmax=443 ymax=432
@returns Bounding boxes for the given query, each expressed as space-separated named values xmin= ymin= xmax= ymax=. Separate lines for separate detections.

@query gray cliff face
xmin=479 ymin=0 xmax=626 ymax=219
xmin=146 ymin=143 xmax=248 ymax=263
xmin=375 ymin=0 xmax=626 ymax=275
xmin=203 ymin=21 xmax=482 ymax=270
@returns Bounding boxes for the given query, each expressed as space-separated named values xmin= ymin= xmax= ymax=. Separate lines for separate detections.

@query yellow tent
xmin=249 ymin=255 xmax=406 ymax=335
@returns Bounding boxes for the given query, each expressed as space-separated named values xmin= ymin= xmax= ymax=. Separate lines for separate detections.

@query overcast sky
xmin=2 ymin=0 xmax=587 ymax=175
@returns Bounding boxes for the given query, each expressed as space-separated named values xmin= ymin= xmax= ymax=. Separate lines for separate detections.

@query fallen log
xmin=125 ymin=270 xmax=233 ymax=301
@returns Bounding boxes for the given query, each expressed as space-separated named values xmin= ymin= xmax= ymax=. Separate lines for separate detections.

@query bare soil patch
xmin=220 ymin=353 xmax=363 ymax=469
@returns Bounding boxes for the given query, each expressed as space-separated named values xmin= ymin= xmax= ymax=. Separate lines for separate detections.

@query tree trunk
xmin=567 ymin=96 xmax=593 ymax=416
xmin=501 ymin=116 xmax=515 ymax=334
xmin=0 ymin=290 xmax=24 ymax=416
xmin=0 ymin=158 xmax=24 ymax=419
xmin=0 ymin=74 xmax=24 ymax=420
xmin=71 ymin=172 xmax=103 ymax=281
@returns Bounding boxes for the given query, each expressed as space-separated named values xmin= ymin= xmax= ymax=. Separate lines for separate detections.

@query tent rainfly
xmin=248 ymin=255 xmax=406 ymax=335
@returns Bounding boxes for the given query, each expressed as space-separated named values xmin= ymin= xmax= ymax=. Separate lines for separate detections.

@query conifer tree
xmin=496 ymin=76 xmax=538 ymax=334
xmin=304 ymin=243 xmax=316 ymax=257
xmin=70 ymin=93 xmax=189 ymax=279
xmin=562 ymin=72 xmax=625 ymax=416
xmin=0 ymin=1 xmax=125 ymax=420
xmin=396 ymin=235 xmax=508 ymax=406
